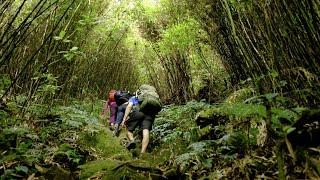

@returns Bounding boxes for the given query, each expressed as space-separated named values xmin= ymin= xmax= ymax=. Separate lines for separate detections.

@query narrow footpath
xmin=79 ymin=121 xmax=166 ymax=179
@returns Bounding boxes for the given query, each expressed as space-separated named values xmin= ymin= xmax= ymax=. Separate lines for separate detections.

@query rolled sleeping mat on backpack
xmin=138 ymin=84 xmax=159 ymax=101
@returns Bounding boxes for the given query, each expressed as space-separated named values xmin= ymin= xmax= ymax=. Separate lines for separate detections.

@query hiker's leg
xmin=115 ymin=104 xmax=127 ymax=125
xmin=125 ymin=111 xmax=144 ymax=149
xmin=141 ymin=129 xmax=149 ymax=153
xmin=127 ymin=130 xmax=134 ymax=141
xmin=109 ymin=103 xmax=117 ymax=125
xmin=113 ymin=104 xmax=128 ymax=135
xmin=126 ymin=130 xmax=137 ymax=150
xmin=140 ymin=114 xmax=155 ymax=153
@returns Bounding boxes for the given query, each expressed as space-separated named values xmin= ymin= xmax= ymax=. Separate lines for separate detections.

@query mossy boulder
xmin=80 ymin=159 xmax=164 ymax=179
xmin=78 ymin=125 xmax=131 ymax=159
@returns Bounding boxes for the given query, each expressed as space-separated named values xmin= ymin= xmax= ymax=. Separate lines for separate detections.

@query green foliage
xmin=225 ymin=88 xmax=256 ymax=103
xmin=53 ymin=30 xmax=67 ymax=41
xmin=0 ymin=96 xmax=106 ymax=179
xmin=220 ymin=103 xmax=266 ymax=118
xmin=150 ymin=95 xmax=314 ymax=178
xmin=59 ymin=46 xmax=81 ymax=62
xmin=0 ymin=0 xmax=319 ymax=179
xmin=0 ymin=109 xmax=9 ymax=120
xmin=0 ymin=127 xmax=29 ymax=150
xmin=54 ymin=143 xmax=82 ymax=166
xmin=218 ymin=132 xmax=248 ymax=155
xmin=175 ymin=140 xmax=216 ymax=172
xmin=157 ymin=19 xmax=201 ymax=54
xmin=197 ymin=102 xmax=267 ymax=123
xmin=162 ymin=130 xmax=183 ymax=143
xmin=0 ymin=74 xmax=11 ymax=93
xmin=15 ymin=165 xmax=29 ymax=175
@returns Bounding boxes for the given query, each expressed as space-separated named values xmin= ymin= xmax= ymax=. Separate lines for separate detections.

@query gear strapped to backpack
xmin=137 ymin=84 xmax=162 ymax=114
xmin=114 ymin=90 xmax=131 ymax=106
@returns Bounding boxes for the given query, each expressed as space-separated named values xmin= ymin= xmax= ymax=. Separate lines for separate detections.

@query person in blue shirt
xmin=121 ymin=92 xmax=155 ymax=154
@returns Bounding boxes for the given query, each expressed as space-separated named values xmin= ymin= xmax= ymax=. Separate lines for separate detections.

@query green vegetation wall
xmin=128 ymin=0 xmax=229 ymax=104
xmin=2 ymin=0 xmax=319 ymax=106
xmin=0 ymin=0 xmax=140 ymax=104
xmin=188 ymin=0 xmax=320 ymax=105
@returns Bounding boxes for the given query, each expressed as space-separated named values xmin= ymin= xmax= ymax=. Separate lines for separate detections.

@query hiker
xmin=113 ymin=90 xmax=132 ymax=136
xmin=101 ymin=89 xmax=117 ymax=128
xmin=121 ymin=84 xmax=161 ymax=154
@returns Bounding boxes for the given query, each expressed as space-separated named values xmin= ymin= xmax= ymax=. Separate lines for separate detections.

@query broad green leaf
xmin=15 ymin=166 xmax=28 ymax=174
xmin=59 ymin=30 xmax=66 ymax=39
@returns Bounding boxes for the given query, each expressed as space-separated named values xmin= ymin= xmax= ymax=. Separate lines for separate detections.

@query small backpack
xmin=108 ymin=89 xmax=116 ymax=102
xmin=138 ymin=84 xmax=162 ymax=114
xmin=114 ymin=90 xmax=131 ymax=106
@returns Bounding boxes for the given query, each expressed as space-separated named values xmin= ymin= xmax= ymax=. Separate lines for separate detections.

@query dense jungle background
xmin=0 ymin=0 xmax=320 ymax=179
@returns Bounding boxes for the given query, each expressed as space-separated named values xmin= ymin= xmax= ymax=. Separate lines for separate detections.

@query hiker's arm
xmin=121 ymin=102 xmax=133 ymax=126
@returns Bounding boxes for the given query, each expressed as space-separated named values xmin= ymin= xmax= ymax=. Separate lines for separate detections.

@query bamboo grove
xmin=1 ymin=0 xmax=319 ymax=106
xmin=187 ymin=0 xmax=320 ymax=106
xmin=0 ymin=0 xmax=139 ymax=108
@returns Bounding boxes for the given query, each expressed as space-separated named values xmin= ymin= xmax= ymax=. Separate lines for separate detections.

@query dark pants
xmin=126 ymin=111 xmax=155 ymax=132
xmin=115 ymin=103 xmax=127 ymax=125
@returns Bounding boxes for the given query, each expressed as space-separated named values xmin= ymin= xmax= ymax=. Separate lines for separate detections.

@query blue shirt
xmin=129 ymin=96 xmax=140 ymax=112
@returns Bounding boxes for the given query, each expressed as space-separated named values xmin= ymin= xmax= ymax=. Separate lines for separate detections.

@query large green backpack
xmin=138 ymin=84 xmax=162 ymax=114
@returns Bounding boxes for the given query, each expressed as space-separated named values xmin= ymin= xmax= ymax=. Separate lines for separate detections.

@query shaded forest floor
xmin=1 ymin=95 xmax=320 ymax=179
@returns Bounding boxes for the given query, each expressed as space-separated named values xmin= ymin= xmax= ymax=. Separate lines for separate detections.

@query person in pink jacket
xmin=101 ymin=90 xmax=117 ymax=128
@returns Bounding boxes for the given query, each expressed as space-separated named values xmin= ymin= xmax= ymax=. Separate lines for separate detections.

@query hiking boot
xmin=113 ymin=124 xmax=120 ymax=137
xmin=126 ymin=140 xmax=136 ymax=150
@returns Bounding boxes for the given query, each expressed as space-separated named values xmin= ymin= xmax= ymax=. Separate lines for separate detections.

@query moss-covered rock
xmin=78 ymin=125 xmax=131 ymax=159
xmin=43 ymin=166 xmax=73 ymax=180
xmin=80 ymin=159 xmax=164 ymax=179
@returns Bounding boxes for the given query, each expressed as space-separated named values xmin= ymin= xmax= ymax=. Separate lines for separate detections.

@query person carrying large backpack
xmin=113 ymin=90 xmax=132 ymax=136
xmin=121 ymin=84 xmax=162 ymax=154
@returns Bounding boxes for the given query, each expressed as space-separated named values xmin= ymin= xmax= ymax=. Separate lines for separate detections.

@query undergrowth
xmin=0 ymin=96 xmax=109 ymax=179
xmin=1 ymin=92 xmax=319 ymax=179
xmin=148 ymin=95 xmax=320 ymax=179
